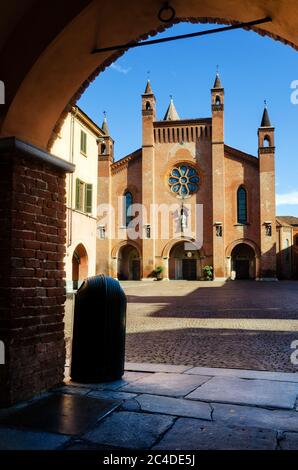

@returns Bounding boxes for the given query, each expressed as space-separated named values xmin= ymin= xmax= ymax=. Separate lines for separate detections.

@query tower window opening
xmin=215 ymin=95 xmax=221 ymax=106
xmin=146 ymin=101 xmax=151 ymax=110
xmin=263 ymin=135 xmax=271 ymax=147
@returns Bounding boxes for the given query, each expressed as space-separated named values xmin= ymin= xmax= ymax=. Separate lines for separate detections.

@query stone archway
xmin=1 ymin=0 xmax=298 ymax=405
xmin=169 ymin=241 xmax=201 ymax=280
xmin=72 ymin=243 xmax=89 ymax=289
xmin=230 ymin=243 xmax=257 ymax=280
xmin=117 ymin=244 xmax=141 ymax=280
xmin=2 ymin=1 xmax=298 ymax=150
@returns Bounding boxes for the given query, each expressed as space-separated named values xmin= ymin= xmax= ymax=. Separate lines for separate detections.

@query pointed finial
xmin=213 ymin=69 xmax=222 ymax=89
xmin=260 ymin=101 xmax=271 ymax=127
xmin=144 ymin=78 xmax=153 ymax=94
xmin=101 ymin=111 xmax=109 ymax=135
xmin=163 ymin=96 xmax=180 ymax=121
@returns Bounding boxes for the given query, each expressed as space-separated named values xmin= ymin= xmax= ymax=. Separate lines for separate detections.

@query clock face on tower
xmin=168 ymin=163 xmax=200 ymax=198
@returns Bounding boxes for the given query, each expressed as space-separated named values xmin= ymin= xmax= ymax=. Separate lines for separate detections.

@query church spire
xmin=163 ymin=97 xmax=180 ymax=121
xmin=101 ymin=112 xmax=109 ymax=135
xmin=260 ymin=101 xmax=272 ymax=127
xmin=144 ymin=79 xmax=153 ymax=95
xmin=213 ymin=71 xmax=223 ymax=89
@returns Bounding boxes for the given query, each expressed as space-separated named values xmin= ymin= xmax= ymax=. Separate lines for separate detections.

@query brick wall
xmin=0 ymin=141 xmax=70 ymax=406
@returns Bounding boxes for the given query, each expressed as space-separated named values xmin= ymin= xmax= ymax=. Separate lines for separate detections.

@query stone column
xmin=0 ymin=137 xmax=74 ymax=407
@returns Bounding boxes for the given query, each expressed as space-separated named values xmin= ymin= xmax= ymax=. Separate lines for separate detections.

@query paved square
xmin=127 ymin=394 xmax=212 ymax=420
xmin=120 ymin=372 xmax=211 ymax=397
xmin=153 ymin=418 xmax=277 ymax=450
xmin=83 ymin=411 xmax=174 ymax=449
xmin=186 ymin=376 xmax=298 ymax=409
xmin=123 ymin=280 xmax=298 ymax=371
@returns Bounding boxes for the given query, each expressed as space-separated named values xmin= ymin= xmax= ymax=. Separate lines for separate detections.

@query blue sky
xmin=78 ymin=22 xmax=298 ymax=216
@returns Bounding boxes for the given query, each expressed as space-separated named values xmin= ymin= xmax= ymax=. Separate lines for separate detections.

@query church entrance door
xmin=182 ymin=259 xmax=197 ymax=280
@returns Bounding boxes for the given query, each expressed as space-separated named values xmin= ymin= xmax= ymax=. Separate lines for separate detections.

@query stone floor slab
xmin=130 ymin=394 xmax=212 ymax=420
xmin=279 ymin=432 xmax=298 ymax=449
xmin=186 ymin=376 xmax=298 ymax=409
xmin=186 ymin=367 xmax=298 ymax=383
xmin=0 ymin=394 xmax=120 ymax=436
xmin=125 ymin=362 xmax=192 ymax=373
xmin=87 ymin=390 xmax=138 ymax=401
xmin=83 ymin=411 xmax=174 ymax=449
xmin=212 ymin=403 xmax=298 ymax=432
xmin=153 ymin=418 xmax=277 ymax=450
xmin=121 ymin=373 xmax=211 ymax=397
xmin=0 ymin=427 xmax=70 ymax=450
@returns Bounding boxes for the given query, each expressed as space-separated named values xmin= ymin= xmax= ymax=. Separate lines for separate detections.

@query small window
xmin=80 ymin=130 xmax=87 ymax=154
xmin=237 ymin=187 xmax=247 ymax=224
xmin=75 ymin=178 xmax=92 ymax=214
xmin=146 ymin=101 xmax=151 ymax=110
xmin=124 ymin=191 xmax=133 ymax=227
xmin=98 ymin=226 xmax=106 ymax=239
xmin=263 ymin=135 xmax=271 ymax=147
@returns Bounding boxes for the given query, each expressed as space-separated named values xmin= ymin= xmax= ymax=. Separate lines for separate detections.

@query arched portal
xmin=169 ymin=241 xmax=201 ymax=280
xmin=231 ymin=243 xmax=256 ymax=280
xmin=117 ymin=244 xmax=141 ymax=280
xmin=72 ymin=243 xmax=88 ymax=289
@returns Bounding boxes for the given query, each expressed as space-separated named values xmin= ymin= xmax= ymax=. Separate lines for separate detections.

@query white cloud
xmin=110 ymin=63 xmax=131 ymax=74
xmin=276 ymin=191 xmax=298 ymax=205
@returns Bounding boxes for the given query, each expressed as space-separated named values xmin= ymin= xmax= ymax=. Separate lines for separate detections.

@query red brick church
xmin=97 ymin=74 xmax=278 ymax=281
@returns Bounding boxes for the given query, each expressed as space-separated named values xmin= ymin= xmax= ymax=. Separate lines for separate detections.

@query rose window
xmin=168 ymin=164 xmax=200 ymax=197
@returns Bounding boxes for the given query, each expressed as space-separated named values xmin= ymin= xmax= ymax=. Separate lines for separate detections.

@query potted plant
xmin=155 ymin=265 xmax=164 ymax=280
xmin=203 ymin=265 xmax=213 ymax=281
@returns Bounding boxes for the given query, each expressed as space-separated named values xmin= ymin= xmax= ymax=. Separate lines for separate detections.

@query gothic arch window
xmin=237 ymin=186 xmax=247 ymax=224
xmin=215 ymin=95 xmax=221 ymax=106
xmin=101 ymin=142 xmax=106 ymax=155
xmin=124 ymin=191 xmax=133 ymax=227
xmin=264 ymin=135 xmax=271 ymax=147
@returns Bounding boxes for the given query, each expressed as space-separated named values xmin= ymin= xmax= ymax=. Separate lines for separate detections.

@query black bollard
xmin=70 ymin=275 xmax=126 ymax=383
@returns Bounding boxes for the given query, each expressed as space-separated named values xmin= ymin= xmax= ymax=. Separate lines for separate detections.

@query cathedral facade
xmin=96 ymin=74 xmax=277 ymax=281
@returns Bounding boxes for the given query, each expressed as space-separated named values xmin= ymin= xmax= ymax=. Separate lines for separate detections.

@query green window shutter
xmin=85 ymin=183 xmax=93 ymax=213
xmin=75 ymin=178 xmax=81 ymax=210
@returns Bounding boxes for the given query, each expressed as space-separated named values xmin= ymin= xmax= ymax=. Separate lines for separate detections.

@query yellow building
xmin=51 ymin=106 xmax=106 ymax=290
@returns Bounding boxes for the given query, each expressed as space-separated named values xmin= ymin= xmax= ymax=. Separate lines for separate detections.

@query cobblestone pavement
xmin=121 ymin=280 xmax=298 ymax=372
xmin=2 ymin=365 xmax=298 ymax=450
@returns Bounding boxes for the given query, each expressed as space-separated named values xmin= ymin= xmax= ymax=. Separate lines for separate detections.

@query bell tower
xmin=96 ymin=114 xmax=114 ymax=275
xmin=211 ymin=72 xmax=226 ymax=280
xmin=258 ymin=102 xmax=277 ymax=279
xmin=141 ymin=80 xmax=156 ymax=278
